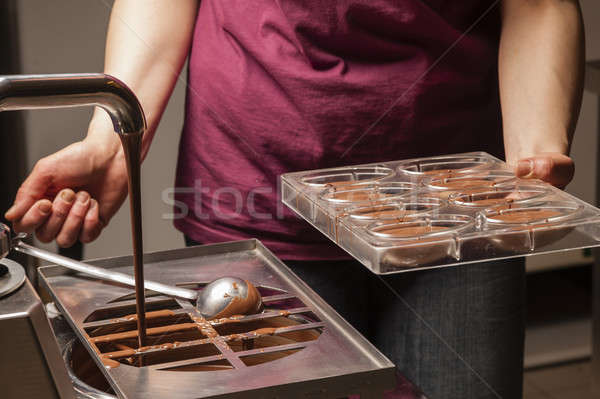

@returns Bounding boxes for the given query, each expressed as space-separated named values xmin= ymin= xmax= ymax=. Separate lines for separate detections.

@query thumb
xmin=5 ymin=159 xmax=54 ymax=221
xmin=515 ymin=153 xmax=574 ymax=188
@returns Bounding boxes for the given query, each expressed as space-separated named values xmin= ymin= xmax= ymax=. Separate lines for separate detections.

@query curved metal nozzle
xmin=0 ymin=73 xmax=146 ymax=136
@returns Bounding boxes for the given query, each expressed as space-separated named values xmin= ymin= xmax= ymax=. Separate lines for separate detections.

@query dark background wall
xmin=0 ymin=0 xmax=26 ymax=207
xmin=0 ymin=1 xmax=33 ymax=280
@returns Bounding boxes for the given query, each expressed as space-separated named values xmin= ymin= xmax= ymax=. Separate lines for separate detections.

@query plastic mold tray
xmin=280 ymin=152 xmax=600 ymax=274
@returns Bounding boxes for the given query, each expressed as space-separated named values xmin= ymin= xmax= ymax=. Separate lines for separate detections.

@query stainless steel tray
xmin=38 ymin=239 xmax=395 ymax=399
xmin=281 ymin=152 xmax=600 ymax=274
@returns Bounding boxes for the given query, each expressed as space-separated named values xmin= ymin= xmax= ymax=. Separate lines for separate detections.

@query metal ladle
xmin=0 ymin=224 xmax=262 ymax=319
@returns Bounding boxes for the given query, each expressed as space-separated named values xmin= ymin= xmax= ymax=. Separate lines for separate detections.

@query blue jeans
xmin=286 ymin=259 xmax=526 ymax=399
xmin=185 ymin=237 xmax=525 ymax=398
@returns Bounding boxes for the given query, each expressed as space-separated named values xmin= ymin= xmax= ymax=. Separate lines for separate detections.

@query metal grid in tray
xmin=281 ymin=152 xmax=600 ymax=274
xmin=39 ymin=240 xmax=395 ymax=398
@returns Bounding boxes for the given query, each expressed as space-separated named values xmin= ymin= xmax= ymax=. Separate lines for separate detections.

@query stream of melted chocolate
xmin=119 ymin=133 xmax=147 ymax=352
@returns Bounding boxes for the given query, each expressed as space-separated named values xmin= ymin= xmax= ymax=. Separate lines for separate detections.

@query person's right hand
xmin=4 ymin=137 xmax=129 ymax=247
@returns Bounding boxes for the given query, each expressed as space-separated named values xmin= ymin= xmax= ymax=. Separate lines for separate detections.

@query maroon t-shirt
xmin=174 ymin=0 xmax=503 ymax=260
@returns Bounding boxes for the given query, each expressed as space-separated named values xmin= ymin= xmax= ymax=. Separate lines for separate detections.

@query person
xmin=6 ymin=1 xmax=584 ymax=398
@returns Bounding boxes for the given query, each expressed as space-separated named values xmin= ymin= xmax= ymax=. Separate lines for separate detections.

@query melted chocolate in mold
xmin=467 ymin=192 xmax=537 ymax=206
xmin=209 ymin=315 xmax=244 ymax=325
xmin=432 ymin=178 xmax=494 ymax=190
xmin=121 ymin=309 xmax=176 ymax=321
xmin=92 ymin=313 xmax=321 ymax=369
xmin=328 ymin=190 xmax=382 ymax=202
xmin=351 ymin=207 xmax=413 ymax=221
xmin=118 ymin=342 xmax=220 ymax=368
xmin=91 ymin=323 xmax=202 ymax=345
xmin=191 ymin=315 xmax=219 ymax=338
xmin=325 ymin=180 xmax=361 ymax=187
xmin=421 ymin=168 xmax=460 ymax=176
xmin=491 ymin=209 xmax=562 ymax=224
xmin=87 ymin=310 xmax=190 ymax=337
xmin=86 ymin=281 xmax=316 ymax=370
xmin=376 ymin=225 xmax=448 ymax=238
xmin=226 ymin=318 xmax=320 ymax=353
xmin=471 ymin=197 xmax=515 ymax=206
xmin=83 ymin=298 xmax=181 ymax=323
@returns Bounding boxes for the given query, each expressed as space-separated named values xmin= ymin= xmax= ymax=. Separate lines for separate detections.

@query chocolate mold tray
xmin=281 ymin=152 xmax=600 ymax=274
xmin=39 ymin=240 xmax=396 ymax=398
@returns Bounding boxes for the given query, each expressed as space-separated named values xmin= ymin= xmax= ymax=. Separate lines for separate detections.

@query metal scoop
xmin=0 ymin=224 xmax=262 ymax=319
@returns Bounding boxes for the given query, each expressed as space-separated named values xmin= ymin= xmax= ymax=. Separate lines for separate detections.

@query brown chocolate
xmin=379 ymin=225 xmax=447 ymax=238
xmin=352 ymin=208 xmax=406 ymax=220
xmin=491 ymin=209 xmax=561 ymax=224
xmin=328 ymin=190 xmax=380 ymax=202
xmin=252 ymin=327 xmax=278 ymax=336
xmin=210 ymin=280 xmax=262 ymax=320
xmin=120 ymin=132 xmax=147 ymax=352
xmin=191 ymin=315 xmax=219 ymax=338
xmin=101 ymin=357 xmax=121 ymax=369
xmin=433 ymin=178 xmax=493 ymax=190
xmin=89 ymin=312 xmax=321 ymax=371
xmin=470 ymin=198 xmax=512 ymax=206
xmin=120 ymin=309 xmax=176 ymax=322
xmin=90 ymin=323 xmax=199 ymax=344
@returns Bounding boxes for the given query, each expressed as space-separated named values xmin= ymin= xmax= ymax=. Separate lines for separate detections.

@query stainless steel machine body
xmin=0 ymin=258 xmax=76 ymax=399
xmin=39 ymin=240 xmax=396 ymax=398
xmin=1 ymin=74 xmax=395 ymax=397
xmin=0 ymin=72 xmax=145 ymax=398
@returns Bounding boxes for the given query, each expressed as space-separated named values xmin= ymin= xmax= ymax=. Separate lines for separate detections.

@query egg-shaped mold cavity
xmin=347 ymin=197 xmax=443 ymax=223
xmin=449 ymin=184 xmax=550 ymax=208
xmin=300 ymin=166 xmax=394 ymax=187
xmin=366 ymin=214 xmax=474 ymax=268
xmin=424 ymin=171 xmax=516 ymax=199
xmin=319 ymin=182 xmax=415 ymax=206
xmin=425 ymin=170 xmax=515 ymax=191
xmin=396 ymin=155 xmax=494 ymax=179
xmin=480 ymin=201 xmax=584 ymax=252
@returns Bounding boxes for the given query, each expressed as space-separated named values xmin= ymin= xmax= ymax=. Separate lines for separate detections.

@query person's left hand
xmin=514 ymin=152 xmax=575 ymax=189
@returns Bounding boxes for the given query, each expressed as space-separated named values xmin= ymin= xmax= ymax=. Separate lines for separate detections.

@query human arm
xmin=5 ymin=0 xmax=199 ymax=246
xmin=499 ymin=0 xmax=585 ymax=188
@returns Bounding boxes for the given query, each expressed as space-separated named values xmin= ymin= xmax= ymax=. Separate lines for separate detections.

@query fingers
xmin=13 ymin=200 xmax=53 ymax=233
xmin=5 ymin=158 xmax=53 ymax=221
xmin=515 ymin=153 xmax=575 ymax=189
xmin=36 ymin=189 xmax=77 ymax=243
xmin=33 ymin=190 xmax=103 ymax=246
xmin=80 ymin=199 xmax=104 ymax=243
xmin=56 ymin=191 xmax=91 ymax=248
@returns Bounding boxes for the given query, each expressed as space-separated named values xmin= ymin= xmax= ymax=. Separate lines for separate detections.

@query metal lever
xmin=14 ymin=240 xmax=197 ymax=300
xmin=0 ymin=222 xmax=195 ymax=300
xmin=0 ymin=224 xmax=263 ymax=319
